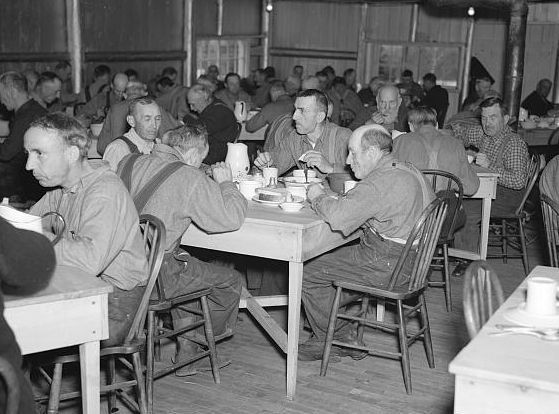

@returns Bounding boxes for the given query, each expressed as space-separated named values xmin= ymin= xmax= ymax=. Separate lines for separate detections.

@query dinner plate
xmin=503 ymin=302 xmax=559 ymax=328
xmin=280 ymin=177 xmax=323 ymax=185
xmin=252 ymin=195 xmax=304 ymax=206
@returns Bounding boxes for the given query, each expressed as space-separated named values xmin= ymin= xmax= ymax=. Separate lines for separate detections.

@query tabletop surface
xmin=449 ymin=266 xmax=559 ymax=392
xmin=4 ymin=265 xmax=113 ymax=309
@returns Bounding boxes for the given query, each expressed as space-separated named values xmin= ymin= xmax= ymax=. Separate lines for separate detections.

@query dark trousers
xmin=302 ymin=232 xmax=414 ymax=341
xmin=158 ymin=250 xmax=242 ymax=337
xmin=455 ymin=185 xmax=524 ymax=253
xmin=104 ymin=284 xmax=145 ymax=347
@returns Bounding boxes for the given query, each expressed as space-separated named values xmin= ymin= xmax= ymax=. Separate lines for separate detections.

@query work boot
xmin=298 ymin=335 xmax=342 ymax=362
xmin=452 ymin=259 xmax=472 ymax=277
xmin=174 ymin=338 xmax=230 ymax=377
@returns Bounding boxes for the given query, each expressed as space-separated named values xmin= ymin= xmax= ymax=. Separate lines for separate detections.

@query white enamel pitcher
xmin=234 ymin=101 xmax=248 ymax=122
xmin=225 ymin=142 xmax=250 ymax=181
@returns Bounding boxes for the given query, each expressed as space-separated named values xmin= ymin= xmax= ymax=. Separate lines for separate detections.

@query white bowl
xmin=293 ymin=169 xmax=316 ymax=179
xmin=279 ymin=202 xmax=304 ymax=212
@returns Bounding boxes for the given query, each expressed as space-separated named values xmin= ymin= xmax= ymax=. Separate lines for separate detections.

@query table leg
xmin=79 ymin=340 xmax=100 ymax=414
xmin=287 ymin=261 xmax=303 ymax=401
xmin=479 ymin=196 xmax=492 ymax=260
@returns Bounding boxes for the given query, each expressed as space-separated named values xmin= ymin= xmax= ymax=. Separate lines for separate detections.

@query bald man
xmin=366 ymin=85 xmax=408 ymax=134
xmin=298 ymin=124 xmax=435 ymax=361
xmin=184 ymin=84 xmax=238 ymax=164
xmin=77 ymin=72 xmax=129 ymax=126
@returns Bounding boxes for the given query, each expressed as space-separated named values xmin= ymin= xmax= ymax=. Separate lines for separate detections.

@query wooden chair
xmin=34 ymin=214 xmax=166 ymax=414
xmin=422 ymin=170 xmax=464 ymax=311
xmin=463 ymin=261 xmax=505 ymax=339
xmin=540 ymin=193 xmax=559 ymax=267
xmin=487 ymin=153 xmax=545 ymax=274
xmin=0 ymin=356 xmax=20 ymax=414
xmin=320 ymin=197 xmax=448 ymax=394
xmin=145 ymin=260 xmax=233 ymax=413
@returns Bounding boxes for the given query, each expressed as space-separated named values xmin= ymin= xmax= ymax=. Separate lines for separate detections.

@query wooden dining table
xmin=449 ymin=265 xmax=559 ymax=414
xmin=4 ymin=265 xmax=112 ymax=414
xmin=448 ymin=165 xmax=499 ymax=261
xmin=181 ymin=198 xmax=359 ymax=400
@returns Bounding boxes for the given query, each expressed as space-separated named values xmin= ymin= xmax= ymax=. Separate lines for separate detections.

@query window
xmin=196 ymin=38 xmax=250 ymax=78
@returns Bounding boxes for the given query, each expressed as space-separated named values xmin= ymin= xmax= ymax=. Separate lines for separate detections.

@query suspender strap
xmin=113 ymin=135 xmax=140 ymax=154
xmin=117 ymin=153 xmax=142 ymax=192
xmin=133 ymin=162 xmax=184 ymax=213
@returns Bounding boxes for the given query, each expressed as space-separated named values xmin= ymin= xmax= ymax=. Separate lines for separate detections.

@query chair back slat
xmin=463 ymin=261 xmax=505 ymax=339
xmin=540 ymin=193 xmax=559 ymax=267
xmin=124 ymin=214 xmax=167 ymax=344
xmin=387 ymin=197 xmax=448 ymax=291
xmin=421 ymin=170 xmax=464 ymax=242
xmin=515 ymin=153 xmax=545 ymax=216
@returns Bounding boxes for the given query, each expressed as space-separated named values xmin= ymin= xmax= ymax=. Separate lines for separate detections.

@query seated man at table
xmin=97 ymin=82 xmax=179 ymax=155
xmin=393 ymin=106 xmax=480 ymax=196
xmin=254 ymin=89 xmax=351 ymax=177
xmin=298 ymin=124 xmax=435 ymax=360
xmin=155 ymin=76 xmax=189 ymax=120
xmin=31 ymin=72 xmax=62 ymax=111
xmin=366 ymin=84 xmax=408 ymax=135
xmin=0 ymin=71 xmax=47 ymax=202
xmin=184 ymin=84 xmax=238 ymax=165
xmin=245 ymin=81 xmax=294 ymax=134
xmin=214 ymin=72 xmax=252 ymax=112
xmin=454 ymin=96 xmax=529 ymax=270
xmin=521 ymin=78 xmax=554 ymax=117
xmin=76 ymin=72 xmax=128 ymax=126
xmin=103 ymin=97 xmax=162 ymax=171
xmin=25 ymin=113 xmax=148 ymax=345
xmin=117 ymin=124 xmax=246 ymax=373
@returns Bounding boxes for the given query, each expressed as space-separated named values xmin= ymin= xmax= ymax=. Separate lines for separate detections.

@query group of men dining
xmin=0 ymin=57 xmax=551 ymax=411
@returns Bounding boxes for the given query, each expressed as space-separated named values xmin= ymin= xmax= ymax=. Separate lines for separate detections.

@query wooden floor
xmin=40 ymin=217 xmax=547 ymax=414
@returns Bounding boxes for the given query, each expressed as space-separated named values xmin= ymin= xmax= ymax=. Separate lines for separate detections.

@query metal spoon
xmin=303 ymin=163 xmax=309 ymax=184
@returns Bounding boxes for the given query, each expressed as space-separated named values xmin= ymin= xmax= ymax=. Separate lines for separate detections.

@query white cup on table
xmin=238 ymin=180 xmax=261 ymax=200
xmin=525 ymin=276 xmax=559 ymax=316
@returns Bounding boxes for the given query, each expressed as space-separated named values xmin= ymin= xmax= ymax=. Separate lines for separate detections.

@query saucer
xmin=503 ymin=302 xmax=559 ymax=328
xmin=252 ymin=195 xmax=304 ymax=206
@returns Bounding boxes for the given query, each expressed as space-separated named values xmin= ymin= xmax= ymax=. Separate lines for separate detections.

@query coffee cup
xmin=293 ymin=169 xmax=316 ymax=179
xmin=262 ymin=167 xmax=278 ymax=187
xmin=344 ymin=180 xmax=358 ymax=193
xmin=525 ymin=276 xmax=559 ymax=316
xmin=467 ymin=154 xmax=475 ymax=164
xmin=238 ymin=180 xmax=261 ymax=200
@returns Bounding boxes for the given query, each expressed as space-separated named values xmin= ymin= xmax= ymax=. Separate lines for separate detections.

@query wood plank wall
xmin=0 ymin=0 xmax=556 ymax=98
xmin=271 ymin=1 xmax=559 ymax=102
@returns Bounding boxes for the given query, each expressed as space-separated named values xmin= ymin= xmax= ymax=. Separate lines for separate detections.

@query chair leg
xmin=146 ymin=310 xmax=155 ymax=414
xmin=132 ymin=352 xmax=148 ymax=414
xmin=419 ymin=294 xmax=435 ymax=369
xmin=200 ymin=295 xmax=220 ymax=384
xmin=502 ymin=219 xmax=508 ymax=264
xmin=518 ymin=218 xmax=530 ymax=274
xmin=376 ymin=299 xmax=385 ymax=322
xmin=396 ymin=300 xmax=412 ymax=394
xmin=320 ymin=286 xmax=342 ymax=377
xmin=357 ymin=296 xmax=369 ymax=344
xmin=46 ymin=362 xmax=63 ymax=414
xmin=107 ymin=357 xmax=117 ymax=413
xmin=442 ymin=243 xmax=452 ymax=312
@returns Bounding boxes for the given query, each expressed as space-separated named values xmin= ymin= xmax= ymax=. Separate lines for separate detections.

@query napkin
xmin=0 ymin=205 xmax=43 ymax=234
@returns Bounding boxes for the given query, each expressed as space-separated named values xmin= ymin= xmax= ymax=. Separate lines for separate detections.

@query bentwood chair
xmin=146 ymin=257 xmax=233 ymax=414
xmin=463 ymin=261 xmax=505 ymax=339
xmin=34 ymin=215 xmax=166 ymax=414
xmin=422 ymin=170 xmax=464 ymax=311
xmin=540 ymin=193 xmax=559 ymax=267
xmin=487 ymin=153 xmax=545 ymax=274
xmin=0 ymin=356 xmax=20 ymax=414
xmin=320 ymin=197 xmax=448 ymax=394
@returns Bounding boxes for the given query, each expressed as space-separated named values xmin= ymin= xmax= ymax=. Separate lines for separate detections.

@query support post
xmin=183 ymin=0 xmax=193 ymax=86
xmin=217 ymin=0 xmax=223 ymax=68
xmin=554 ymin=37 xmax=559 ymax=103
xmin=66 ymin=0 xmax=82 ymax=94
xmin=503 ymin=0 xmax=528 ymax=121
xmin=460 ymin=8 xmax=475 ymax=107
xmin=356 ymin=3 xmax=368 ymax=89
xmin=261 ymin=0 xmax=270 ymax=68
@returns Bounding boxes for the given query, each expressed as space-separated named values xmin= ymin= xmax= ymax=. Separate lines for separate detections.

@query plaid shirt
xmin=462 ymin=125 xmax=529 ymax=190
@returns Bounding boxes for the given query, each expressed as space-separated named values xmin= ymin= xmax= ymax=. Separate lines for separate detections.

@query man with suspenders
xmin=298 ymin=124 xmax=435 ymax=361
xmin=392 ymin=106 xmax=479 ymax=196
xmin=117 ymin=124 xmax=247 ymax=375
xmin=103 ymin=96 xmax=162 ymax=171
